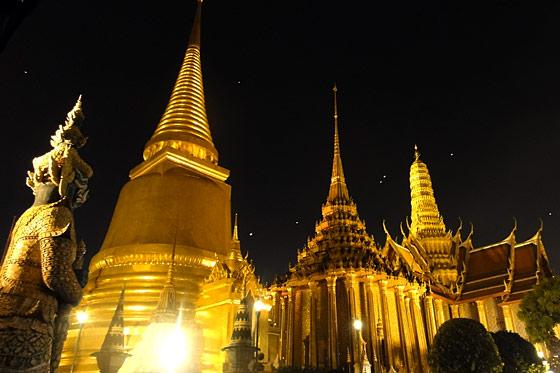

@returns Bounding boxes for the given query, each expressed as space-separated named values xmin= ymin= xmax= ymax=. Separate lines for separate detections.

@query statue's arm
xmin=40 ymin=236 xmax=83 ymax=306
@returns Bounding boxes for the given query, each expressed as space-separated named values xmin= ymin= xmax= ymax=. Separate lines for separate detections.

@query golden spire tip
xmin=414 ymin=144 xmax=420 ymax=161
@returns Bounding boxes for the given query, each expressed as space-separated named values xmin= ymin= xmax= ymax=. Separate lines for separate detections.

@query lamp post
xmin=353 ymin=319 xmax=363 ymax=373
xmin=123 ymin=327 xmax=130 ymax=351
xmin=254 ymin=299 xmax=272 ymax=372
xmin=70 ymin=310 xmax=88 ymax=373
xmin=353 ymin=319 xmax=371 ymax=373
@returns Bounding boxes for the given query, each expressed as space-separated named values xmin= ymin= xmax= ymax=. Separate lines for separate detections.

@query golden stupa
xmin=59 ymin=1 xmax=234 ymax=371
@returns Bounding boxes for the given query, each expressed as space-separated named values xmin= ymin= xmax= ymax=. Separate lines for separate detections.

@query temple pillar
xmin=434 ymin=298 xmax=447 ymax=328
xmin=404 ymin=293 xmax=420 ymax=371
xmin=279 ymin=294 xmax=287 ymax=364
xmin=286 ymin=287 xmax=295 ymax=365
xmin=364 ymin=276 xmax=380 ymax=369
xmin=378 ymin=280 xmax=394 ymax=369
xmin=450 ymin=304 xmax=460 ymax=319
xmin=424 ymin=294 xmax=437 ymax=344
xmin=308 ymin=281 xmax=319 ymax=367
xmin=294 ymin=289 xmax=303 ymax=366
xmin=410 ymin=289 xmax=429 ymax=372
xmin=345 ymin=274 xmax=361 ymax=371
xmin=502 ymin=304 xmax=515 ymax=332
xmin=396 ymin=285 xmax=415 ymax=370
xmin=326 ymin=276 xmax=338 ymax=368
xmin=476 ymin=301 xmax=488 ymax=329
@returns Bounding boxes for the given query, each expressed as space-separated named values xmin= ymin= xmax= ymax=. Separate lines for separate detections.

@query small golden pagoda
xmin=199 ymin=215 xmax=270 ymax=372
xmin=60 ymin=1 xmax=234 ymax=371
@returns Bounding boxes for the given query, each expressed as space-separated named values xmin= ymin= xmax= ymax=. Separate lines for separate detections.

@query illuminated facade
xmin=268 ymin=88 xmax=552 ymax=372
xmin=55 ymin=1 xmax=552 ymax=372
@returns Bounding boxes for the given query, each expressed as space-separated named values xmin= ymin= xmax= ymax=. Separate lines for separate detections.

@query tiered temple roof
xmin=289 ymin=86 xmax=390 ymax=278
xmin=384 ymin=147 xmax=552 ymax=303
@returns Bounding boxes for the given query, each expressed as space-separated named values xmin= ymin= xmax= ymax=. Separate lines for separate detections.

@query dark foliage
xmin=518 ymin=277 xmax=560 ymax=344
xmin=491 ymin=331 xmax=545 ymax=373
xmin=518 ymin=277 xmax=560 ymax=370
xmin=428 ymin=318 xmax=503 ymax=373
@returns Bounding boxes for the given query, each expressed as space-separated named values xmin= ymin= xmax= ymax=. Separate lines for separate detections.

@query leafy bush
xmin=491 ymin=331 xmax=545 ymax=373
xmin=518 ymin=277 xmax=560 ymax=344
xmin=428 ymin=318 xmax=503 ymax=373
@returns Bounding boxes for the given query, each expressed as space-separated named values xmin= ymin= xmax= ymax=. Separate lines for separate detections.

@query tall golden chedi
xmin=60 ymin=1 xmax=233 ymax=371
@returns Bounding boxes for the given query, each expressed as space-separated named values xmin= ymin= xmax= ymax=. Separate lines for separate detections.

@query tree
xmin=491 ymin=331 xmax=545 ymax=373
xmin=518 ymin=277 xmax=560 ymax=344
xmin=518 ymin=276 xmax=560 ymax=369
xmin=428 ymin=318 xmax=503 ymax=373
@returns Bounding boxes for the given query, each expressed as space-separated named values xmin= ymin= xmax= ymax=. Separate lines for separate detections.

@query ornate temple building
xmin=268 ymin=87 xmax=553 ymax=372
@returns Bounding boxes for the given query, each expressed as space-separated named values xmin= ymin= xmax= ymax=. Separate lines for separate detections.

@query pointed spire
xmin=233 ymin=213 xmax=239 ymax=241
xmin=100 ymin=287 xmax=126 ymax=353
xmin=143 ymin=0 xmax=219 ymax=166
xmin=409 ymin=145 xmax=447 ymax=239
xmin=226 ymin=295 xmax=253 ymax=346
xmin=226 ymin=213 xmax=244 ymax=269
xmin=327 ymin=84 xmax=350 ymax=202
xmin=92 ymin=287 xmax=130 ymax=373
xmin=153 ymin=236 xmax=178 ymax=323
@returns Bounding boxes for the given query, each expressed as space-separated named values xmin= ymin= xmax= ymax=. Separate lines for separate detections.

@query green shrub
xmin=428 ymin=318 xmax=503 ymax=373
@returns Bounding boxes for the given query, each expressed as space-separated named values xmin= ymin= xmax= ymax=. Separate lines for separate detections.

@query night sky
xmin=1 ymin=1 xmax=559 ymax=282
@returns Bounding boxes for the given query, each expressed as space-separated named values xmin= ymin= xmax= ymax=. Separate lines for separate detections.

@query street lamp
xmin=353 ymin=319 xmax=371 ymax=373
xmin=70 ymin=310 xmax=88 ymax=373
xmin=254 ymin=299 xmax=272 ymax=372
xmin=123 ymin=326 xmax=131 ymax=351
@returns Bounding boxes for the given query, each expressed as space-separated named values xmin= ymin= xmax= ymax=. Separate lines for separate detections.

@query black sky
xmin=0 ymin=1 xmax=559 ymax=282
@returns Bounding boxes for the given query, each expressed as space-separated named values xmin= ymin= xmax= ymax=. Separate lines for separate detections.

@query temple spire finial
xmin=233 ymin=213 xmax=239 ymax=241
xmin=188 ymin=0 xmax=203 ymax=47
xmin=414 ymin=144 xmax=420 ymax=161
xmin=327 ymin=84 xmax=350 ymax=202
xmin=333 ymin=84 xmax=340 ymax=158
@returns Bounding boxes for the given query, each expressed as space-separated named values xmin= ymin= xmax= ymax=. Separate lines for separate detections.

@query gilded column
xmin=308 ymin=281 xmax=319 ymax=367
xmin=396 ymin=285 xmax=414 ymax=370
xmin=434 ymin=298 xmax=447 ymax=327
xmin=378 ymin=280 xmax=394 ymax=368
xmin=279 ymin=294 xmax=287 ymax=363
xmin=502 ymin=304 xmax=515 ymax=332
xmin=286 ymin=287 xmax=295 ymax=365
xmin=476 ymin=301 xmax=488 ymax=329
xmin=424 ymin=294 xmax=437 ymax=343
xmin=404 ymin=293 xmax=420 ymax=370
xmin=345 ymin=274 xmax=361 ymax=368
xmin=450 ymin=304 xmax=460 ymax=319
xmin=365 ymin=276 xmax=380 ymax=367
xmin=410 ymin=289 xmax=429 ymax=372
xmin=326 ymin=276 xmax=338 ymax=368
xmin=294 ymin=289 xmax=303 ymax=366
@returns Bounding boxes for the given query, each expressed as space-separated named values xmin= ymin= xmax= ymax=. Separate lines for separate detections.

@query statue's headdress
xmin=50 ymin=95 xmax=87 ymax=149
